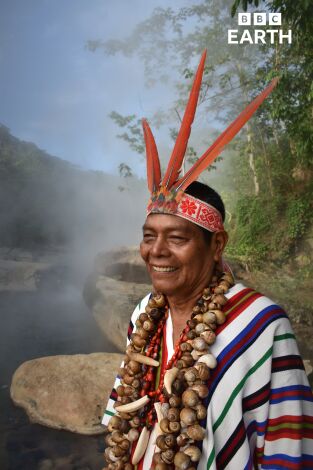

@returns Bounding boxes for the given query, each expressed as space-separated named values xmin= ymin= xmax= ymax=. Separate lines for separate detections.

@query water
xmin=0 ymin=265 xmax=117 ymax=470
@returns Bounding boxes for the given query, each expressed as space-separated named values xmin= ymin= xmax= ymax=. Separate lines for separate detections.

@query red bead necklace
xmin=141 ymin=306 xmax=195 ymax=429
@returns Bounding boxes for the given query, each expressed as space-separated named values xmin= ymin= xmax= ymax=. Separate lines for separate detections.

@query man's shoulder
xmin=227 ymin=282 xmax=283 ymax=308
xmin=226 ymin=281 xmax=288 ymax=323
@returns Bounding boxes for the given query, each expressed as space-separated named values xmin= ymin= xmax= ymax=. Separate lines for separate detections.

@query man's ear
xmin=213 ymin=230 xmax=228 ymax=263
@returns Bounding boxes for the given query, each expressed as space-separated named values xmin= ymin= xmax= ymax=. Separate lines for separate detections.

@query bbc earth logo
xmin=228 ymin=12 xmax=292 ymax=44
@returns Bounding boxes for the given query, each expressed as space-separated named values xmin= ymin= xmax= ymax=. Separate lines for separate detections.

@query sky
xmin=0 ymin=0 xmax=194 ymax=176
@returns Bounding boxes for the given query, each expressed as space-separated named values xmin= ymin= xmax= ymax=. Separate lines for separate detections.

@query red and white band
xmin=175 ymin=193 xmax=224 ymax=232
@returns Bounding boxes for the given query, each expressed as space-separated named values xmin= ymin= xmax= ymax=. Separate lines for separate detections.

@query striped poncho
xmin=102 ymin=283 xmax=313 ymax=469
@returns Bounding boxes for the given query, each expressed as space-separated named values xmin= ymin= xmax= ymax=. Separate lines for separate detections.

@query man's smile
xmin=151 ymin=265 xmax=178 ymax=273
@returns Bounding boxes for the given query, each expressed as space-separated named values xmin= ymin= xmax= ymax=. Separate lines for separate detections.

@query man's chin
xmin=150 ymin=279 xmax=180 ymax=296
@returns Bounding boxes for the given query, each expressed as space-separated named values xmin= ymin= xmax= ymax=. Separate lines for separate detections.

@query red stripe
xmin=218 ymin=423 xmax=246 ymax=466
xmin=137 ymin=453 xmax=144 ymax=470
xmin=217 ymin=289 xmax=261 ymax=335
xmin=255 ymin=445 xmax=264 ymax=455
xmin=271 ymin=390 xmax=313 ymax=400
xmin=222 ymin=287 xmax=254 ymax=310
xmin=256 ymin=422 xmax=267 ymax=433
xmin=265 ymin=428 xmax=313 ymax=441
xmin=244 ymin=386 xmax=270 ymax=409
xmin=268 ymin=415 xmax=313 ymax=426
xmin=273 ymin=357 xmax=303 ymax=368
xmin=161 ymin=321 xmax=169 ymax=372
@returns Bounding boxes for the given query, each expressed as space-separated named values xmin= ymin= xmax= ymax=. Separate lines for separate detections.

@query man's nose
xmin=150 ymin=236 xmax=169 ymax=257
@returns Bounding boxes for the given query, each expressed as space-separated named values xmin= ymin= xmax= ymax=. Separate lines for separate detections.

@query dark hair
xmin=185 ymin=181 xmax=225 ymax=245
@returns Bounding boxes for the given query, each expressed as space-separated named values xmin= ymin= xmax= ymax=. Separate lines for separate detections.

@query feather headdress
xmin=143 ymin=50 xmax=278 ymax=232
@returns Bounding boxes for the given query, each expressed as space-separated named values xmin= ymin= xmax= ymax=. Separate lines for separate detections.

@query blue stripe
xmin=270 ymin=394 xmax=313 ymax=404
xmin=271 ymin=384 xmax=311 ymax=393
xmin=262 ymin=453 xmax=313 ymax=463
xmin=218 ymin=304 xmax=285 ymax=364
xmin=246 ymin=420 xmax=256 ymax=439
xmin=246 ymin=419 xmax=268 ymax=438
xmin=209 ymin=305 xmax=286 ymax=397
xmin=270 ymin=384 xmax=313 ymax=404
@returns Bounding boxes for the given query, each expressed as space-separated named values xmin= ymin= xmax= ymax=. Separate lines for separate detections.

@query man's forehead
xmin=143 ymin=213 xmax=197 ymax=233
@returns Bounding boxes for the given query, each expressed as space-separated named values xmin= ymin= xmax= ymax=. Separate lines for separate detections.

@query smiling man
xmin=140 ymin=183 xmax=228 ymax=347
xmin=102 ymin=52 xmax=313 ymax=469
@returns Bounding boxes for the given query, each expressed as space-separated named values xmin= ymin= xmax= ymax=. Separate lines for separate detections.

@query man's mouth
xmin=151 ymin=265 xmax=177 ymax=273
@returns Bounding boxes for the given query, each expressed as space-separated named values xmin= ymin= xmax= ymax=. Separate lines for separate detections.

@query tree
xmin=88 ymin=0 xmax=313 ymax=263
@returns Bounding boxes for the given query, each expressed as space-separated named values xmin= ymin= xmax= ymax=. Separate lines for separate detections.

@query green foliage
xmin=227 ymin=195 xmax=273 ymax=262
xmin=90 ymin=0 xmax=313 ymax=265
xmin=118 ymin=163 xmax=133 ymax=178
xmin=232 ymin=0 xmax=313 ymax=33
xmin=109 ymin=112 xmax=145 ymax=154
xmin=232 ymin=0 xmax=313 ymax=168
xmin=227 ymin=189 xmax=313 ymax=264
xmin=287 ymin=198 xmax=311 ymax=240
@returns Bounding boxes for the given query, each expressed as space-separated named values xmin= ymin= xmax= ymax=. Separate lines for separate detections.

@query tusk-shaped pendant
xmin=153 ymin=403 xmax=164 ymax=445
xmin=154 ymin=422 xmax=162 ymax=447
xmin=129 ymin=352 xmax=159 ymax=367
xmin=164 ymin=367 xmax=179 ymax=395
xmin=132 ymin=426 xmax=150 ymax=465
xmin=154 ymin=402 xmax=163 ymax=423
xmin=115 ymin=395 xmax=150 ymax=413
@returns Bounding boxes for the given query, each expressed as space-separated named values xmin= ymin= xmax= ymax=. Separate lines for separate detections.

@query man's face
xmin=140 ymin=213 xmax=218 ymax=298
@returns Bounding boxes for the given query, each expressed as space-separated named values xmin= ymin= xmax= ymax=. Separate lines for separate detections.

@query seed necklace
xmin=104 ymin=270 xmax=234 ymax=470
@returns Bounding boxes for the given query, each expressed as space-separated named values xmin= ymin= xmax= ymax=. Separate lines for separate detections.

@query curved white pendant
xmin=132 ymin=426 xmax=150 ymax=465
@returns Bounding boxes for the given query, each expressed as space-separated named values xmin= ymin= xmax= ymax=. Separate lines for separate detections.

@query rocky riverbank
xmin=0 ymin=248 xmax=115 ymax=469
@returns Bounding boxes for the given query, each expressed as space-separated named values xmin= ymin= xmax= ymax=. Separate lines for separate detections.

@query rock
xmin=304 ymin=360 xmax=313 ymax=377
xmin=84 ymin=247 xmax=151 ymax=351
xmin=0 ymin=258 xmax=50 ymax=291
xmin=10 ymin=352 xmax=124 ymax=435
xmin=38 ymin=459 xmax=54 ymax=470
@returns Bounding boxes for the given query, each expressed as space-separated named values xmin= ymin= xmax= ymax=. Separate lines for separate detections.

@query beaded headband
xmin=143 ymin=50 xmax=278 ymax=232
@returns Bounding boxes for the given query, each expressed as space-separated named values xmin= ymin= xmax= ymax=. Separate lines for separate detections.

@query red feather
xmin=175 ymin=77 xmax=279 ymax=191
xmin=142 ymin=119 xmax=161 ymax=193
xmin=162 ymin=50 xmax=207 ymax=188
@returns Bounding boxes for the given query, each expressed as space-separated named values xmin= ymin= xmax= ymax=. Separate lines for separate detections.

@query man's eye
xmin=143 ymin=233 xmax=155 ymax=240
xmin=170 ymin=236 xmax=186 ymax=242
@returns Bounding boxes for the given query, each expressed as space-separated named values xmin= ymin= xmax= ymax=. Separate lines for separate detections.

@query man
xmin=102 ymin=52 xmax=313 ymax=469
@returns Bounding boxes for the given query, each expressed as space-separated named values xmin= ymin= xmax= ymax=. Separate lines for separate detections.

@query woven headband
xmin=147 ymin=192 xmax=224 ymax=232
xmin=143 ymin=50 xmax=278 ymax=232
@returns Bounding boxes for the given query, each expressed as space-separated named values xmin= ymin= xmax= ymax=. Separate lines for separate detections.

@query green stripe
xmin=274 ymin=333 xmax=295 ymax=341
xmin=268 ymin=422 xmax=313 ymax=431
xmin=104 ymin=409 xmax=115 ymax=417
xmin=212 ymin=346 xmax=273 ymax=433
xmin=207 ymin=447 xmax=215 ymax=469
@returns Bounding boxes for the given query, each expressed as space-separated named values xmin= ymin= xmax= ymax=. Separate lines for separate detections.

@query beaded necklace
xmin=104 ymin=270 xmax=234 ymax=470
